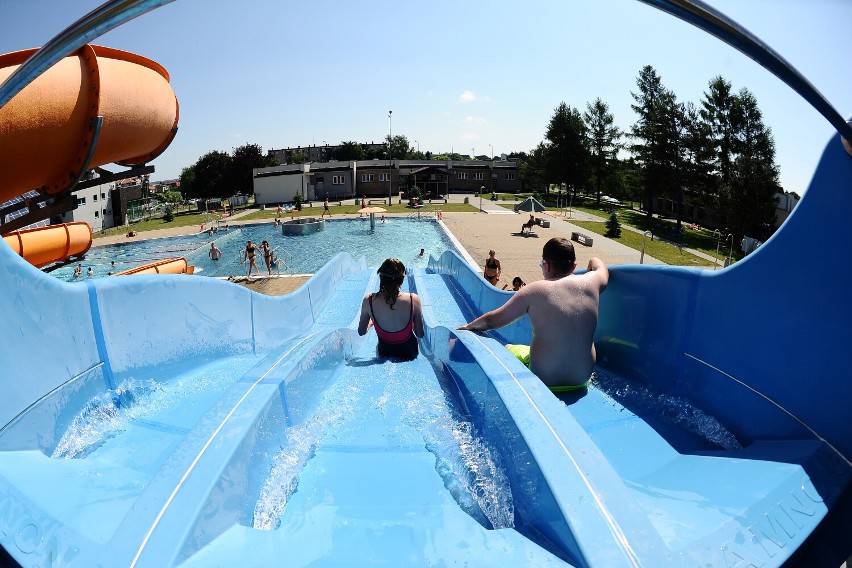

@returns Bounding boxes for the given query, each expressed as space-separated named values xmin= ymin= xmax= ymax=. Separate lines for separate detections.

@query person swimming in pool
xmin=358 ymin=258 xmax=425 ymax=361
xmin=458 ymin=237 xmax=608 ymax=389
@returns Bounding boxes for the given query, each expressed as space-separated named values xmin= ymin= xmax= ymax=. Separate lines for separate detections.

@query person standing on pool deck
xmin=209 ymin=242 xmax=221 ymax=261
xmin=242 ymin=240 xmax=259 ymax=276
xmin=483 ymin=250 xmax=501 ymax=286
xmin=358 ymin=258 xmax=425 ymax=361
xmin=458 ymin=237 xmax=609 ymax=389
xmin=321 ymin=197 xmax=331 ymax=218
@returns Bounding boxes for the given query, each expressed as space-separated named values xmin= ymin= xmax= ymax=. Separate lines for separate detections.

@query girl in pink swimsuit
xmin=358 ymin=258 xmax=425 ymax=360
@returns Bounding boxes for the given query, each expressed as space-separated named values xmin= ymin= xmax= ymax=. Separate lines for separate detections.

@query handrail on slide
xmin=638 ymin=0 xmax=852 ymax=149
xmin=0 ymin=0 xmax=175 ymax=109
xmin=1 ymin=0 xmax=847 ymax=152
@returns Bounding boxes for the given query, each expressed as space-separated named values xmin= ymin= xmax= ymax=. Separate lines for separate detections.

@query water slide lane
xmin=423 ymin=251 xmax=850 ymax=566
xmin=129 ymin=272 xmax=569 ymax=567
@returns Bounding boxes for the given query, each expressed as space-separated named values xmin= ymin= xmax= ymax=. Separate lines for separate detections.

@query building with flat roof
xmin=253 ymin=159 xmax=521 ymax=205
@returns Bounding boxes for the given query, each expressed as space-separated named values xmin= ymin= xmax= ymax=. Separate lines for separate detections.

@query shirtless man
xmin=458 ymin=237 xmax=608 ymax=387
xmin=209 ymin=242 xmax=222 ymax=261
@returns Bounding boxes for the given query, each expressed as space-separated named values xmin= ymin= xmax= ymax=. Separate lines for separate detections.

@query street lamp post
xmin=725 ymin=233 xmax=734 ymax=266
xmin=480 ymin=186 xmax=485 ymax=212
xmin=388 ymin=110 xmax=393 ymax=205
xmin=640 ymin=230 xmax=653 ymax=264
xmin=713 ymin=230 xmax=722 ymax=269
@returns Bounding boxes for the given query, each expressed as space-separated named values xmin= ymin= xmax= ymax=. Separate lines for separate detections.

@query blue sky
xmin=3 ymin=0 xmax=850 ymax=194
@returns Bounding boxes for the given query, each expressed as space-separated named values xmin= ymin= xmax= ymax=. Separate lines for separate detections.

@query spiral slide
xmin=0 ymin=44 xmax=180 ymax=272
xmin=2 ymin=222 xmax=92 ymax=268
xmin=0 ymin=45 xmax=179 ymax=202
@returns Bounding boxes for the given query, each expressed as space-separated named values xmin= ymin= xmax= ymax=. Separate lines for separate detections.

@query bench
xmin=571 ymin=231 xmax=593 ymax=247
xmin=367 ymin=199 xmax=387 ymax=206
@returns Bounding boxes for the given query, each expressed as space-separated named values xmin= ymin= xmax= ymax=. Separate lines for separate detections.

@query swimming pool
xmin=50 ymin=217 xmax=461 ymax=281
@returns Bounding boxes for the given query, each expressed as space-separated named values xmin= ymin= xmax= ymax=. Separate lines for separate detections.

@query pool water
xmin=49 ymin=217 xmax=458 ymax=281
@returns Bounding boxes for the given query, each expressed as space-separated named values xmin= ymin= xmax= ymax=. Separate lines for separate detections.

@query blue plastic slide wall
xmin=0 ymin=248 xmax=365 ymax=443
xmin=597 ymin=137 xmax=852 ymax=468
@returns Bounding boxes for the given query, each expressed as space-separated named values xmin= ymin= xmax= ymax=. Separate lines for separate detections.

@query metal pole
xmin=480 ymin=186 xmax=484 ymax=212
xmin=640 ymin=230 xmax=653 ymax=264
xmin=713 ymin=229 xmax=721 ymax=269
xmin=725 ymin=233 xmax=734 ymax=266
xmin=568 ymin=185 xmax=573 ymax=218
xmin=388 ymin=110 xmax=392 ymax=205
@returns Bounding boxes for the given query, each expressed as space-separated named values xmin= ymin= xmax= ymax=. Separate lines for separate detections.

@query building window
xmin=102 ymin=209 xmax=107 ymax=216
xmin=361 ymin=174 xmax=374 ymax=182
xmin=379 ymin=173 xmax=390 ymax=182
xmin=94 ymin=211 xmax=99 ymax=218
xmin=93 ymin=194 xmax=98 ymax=202
xmin=332 ymin=175 xmax=344 ymax=185
xmin=457 ymin=172 xmax=468 ymax=180
xmin=101 ymin=193 xmax=106 ymax=199
xmin=474 ymin=172 xmax=484 ymax=181
xmin=505 ymin=173 xmax=516 ymax=181
xmin=75 ymin=196 xmax=86 ymax=206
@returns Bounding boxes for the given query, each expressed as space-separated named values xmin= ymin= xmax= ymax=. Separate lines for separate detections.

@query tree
xmin=332 ymin=141 xmax=365 ymax=161
xmin=655 ymin=89 xmax=686 ymax=229
xmin=519 ymin=142 xmax=548 ymax=192
xmin=192 ymin=150 xmax=231 ymax=199
xmin=290 ymin=151 xmax=307 ymax=164
xmin=385 ymin=134 xmax=411 ymax=160
xmin=700 ymin=76 xmax=738 ymax=186
xmin=545 ymin=102 xmax=590 ymax=194
xmin=227 ymin=143 xmax=275 ymax=197
xmin=630 ymin=65 xmax=668 ymax=218
xmin=605 ymin=212 xmax=622 ymax=237
xmin=157 ymin=190 xmax=183 ymax=204
xmin=680 ymin=101 xmax=716 ymax=223
xmin=583 ymin=98 xmax=622 ymax=205
xmin=726 ymin=88 xmax=781 ymax=242
xmin=179 ymin=166 xmax=196 ymax=198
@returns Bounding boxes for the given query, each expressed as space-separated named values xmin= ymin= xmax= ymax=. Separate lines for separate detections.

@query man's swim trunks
xmin=505 ymin=344 xmax=589 ymax=392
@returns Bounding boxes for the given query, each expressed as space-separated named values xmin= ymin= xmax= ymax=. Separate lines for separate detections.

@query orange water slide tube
xmin=2 ymin=222 xmax=92 ymax=268
xmin=0 ymin=44 xmax=179 ymax=202
xmin=113 ymin=257 xmax=194 ymax=277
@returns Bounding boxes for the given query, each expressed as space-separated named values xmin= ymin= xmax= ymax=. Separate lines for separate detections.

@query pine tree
xmin=545 ymin=102 xmax=590 ymax=194
xmin=583 ymin=98 xmax=622 ymax=206
xmin=605 ymin=212 xmax=622 ymax=238
xmin=630 ymin=65 xmax=668 ymax=218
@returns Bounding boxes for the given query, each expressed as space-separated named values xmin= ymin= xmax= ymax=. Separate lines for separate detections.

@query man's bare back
xmin=458 ymin=239 xmax=608 ymax=387
xmin=522 ymin=271 xmax=605 ymax=385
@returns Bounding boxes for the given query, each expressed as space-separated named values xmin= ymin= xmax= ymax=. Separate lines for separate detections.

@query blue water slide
xmin=2 ymin=0 xmax=851 ymax=565
xmin=424 ymin=131 xmax=852 ymax=565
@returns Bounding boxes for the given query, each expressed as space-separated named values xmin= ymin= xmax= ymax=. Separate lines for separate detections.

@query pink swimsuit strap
xmin=370 ymin=294 xmax=414 ymax=343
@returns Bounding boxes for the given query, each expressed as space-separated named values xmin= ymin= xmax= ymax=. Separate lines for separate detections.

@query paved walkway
xmin=89 ymin=194 xmax=718 ymax=295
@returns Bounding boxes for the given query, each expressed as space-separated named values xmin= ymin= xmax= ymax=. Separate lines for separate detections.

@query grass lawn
xmin=93 ymin=210 xmax=224 ymax=239
xmin=502 ymin=198 xmax=735 ymax=263
xmin=570 ymin=220 xmax=717 ymax=267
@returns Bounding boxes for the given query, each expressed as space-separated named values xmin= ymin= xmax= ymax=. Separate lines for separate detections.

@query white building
xmin=60 ymin=181 xmax=117 ymax=232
